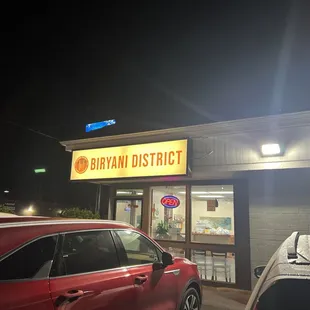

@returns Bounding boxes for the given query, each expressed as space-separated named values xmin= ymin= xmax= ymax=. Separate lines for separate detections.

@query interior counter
xmin=192 ymin=233 xmax=234 ymax=244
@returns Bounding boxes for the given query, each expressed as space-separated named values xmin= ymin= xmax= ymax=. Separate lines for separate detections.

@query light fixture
xmin=198 ymin=195 xmax=224 ymax=198
xmin=4 ymin=190 xmax=9 ymax=194
xmin=28 ymin=206 xmax=34 ymax=212
xmin=180 ymin=191 xmax=233 ymax=195
xmin=208 ymin=191 xmax=233 ymax=194
xmin=179 ymin=191 xmax=208 ymax=194
xmin=261 ymin=143 xmax=281 ymax=156
xmin=116 ymin=190 xmax=143 ymax=195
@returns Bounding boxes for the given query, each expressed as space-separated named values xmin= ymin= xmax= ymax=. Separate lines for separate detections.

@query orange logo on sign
xmin=74 ymin=156 xmax=89 ymax=174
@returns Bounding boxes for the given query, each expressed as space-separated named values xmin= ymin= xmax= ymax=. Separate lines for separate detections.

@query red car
xmin=0 ymin=217 xmax=201 ymax=310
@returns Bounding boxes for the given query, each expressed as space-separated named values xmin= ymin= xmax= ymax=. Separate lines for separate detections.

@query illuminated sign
xmin=70 ymin=139 xmax=188 ymax=180
xmin=34 ymin=168 xmax=46 ymax=174
xmin=160 ymin=195 xmax=180 ymax=209
xmin=86 ymin=119 xmax=116 ymax=133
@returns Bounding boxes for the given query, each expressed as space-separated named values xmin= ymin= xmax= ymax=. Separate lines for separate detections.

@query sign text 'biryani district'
xmin=70 ymin=139 xmax=188 ymax=180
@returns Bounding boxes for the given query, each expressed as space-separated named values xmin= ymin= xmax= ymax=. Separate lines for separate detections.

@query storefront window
xmin=151 ymin=186 xmax=186 ymax=241
xmin=163 ymin=247 xmax=185 ymax=258
xmin=191 ymin=249 xmax=236 ymax=283
xmin=116 ymin=189 xmax=143 ymax=196
xmin=115 ymin=200 xmax=142 ymax=229
xmin=191 ymin=185 xmax=235 ymax=245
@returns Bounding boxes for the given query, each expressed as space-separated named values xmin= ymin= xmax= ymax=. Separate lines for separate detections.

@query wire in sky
xmin=6 ymin=120 xmax=59 ymax=141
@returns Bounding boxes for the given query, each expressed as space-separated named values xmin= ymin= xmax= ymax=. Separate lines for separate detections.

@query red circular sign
xmin=74 ymin=156 xmax=89 ymax=174
xmin=160 ymin=195 xmax=180 ymax=209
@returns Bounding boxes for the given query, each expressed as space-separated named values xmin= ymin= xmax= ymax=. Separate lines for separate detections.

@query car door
xmin=114 ymin=230 xmax=178 ymax=310
xmin=49 ymin=229 xmax=136 ymax=310
xmin=0 ymin=235 xmax=58 ymax=310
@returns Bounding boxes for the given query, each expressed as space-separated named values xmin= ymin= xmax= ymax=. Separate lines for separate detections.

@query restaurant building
xmin=61 ymin=111 xmax=310 ymax=290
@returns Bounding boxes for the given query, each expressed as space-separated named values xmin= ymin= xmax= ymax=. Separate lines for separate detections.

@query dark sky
xmin=1 ymin=1 xmax=309 ymax=206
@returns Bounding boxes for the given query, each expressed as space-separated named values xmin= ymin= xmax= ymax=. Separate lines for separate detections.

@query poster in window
xmin=207 ymin=200 xmax=218 ymax=211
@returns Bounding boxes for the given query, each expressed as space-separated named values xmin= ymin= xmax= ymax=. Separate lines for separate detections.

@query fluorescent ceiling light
xmin=261 ymin=143 xmax=281 ymax=156
xmin=208 ymin=191 xmax=233 ymax=194
xmin=179 ymin=191 xmax=208 ymax=194
xmin=117 ymin=191 xmax=143 ymax=195
xmin=198 ymin=195 xmax=224 ymax=198
xmin=179 ymin=191 xmax=233 ymax=195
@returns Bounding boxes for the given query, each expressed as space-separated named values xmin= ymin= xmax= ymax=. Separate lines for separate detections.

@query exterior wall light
xmin=261 ymin=143 xmax=281 ymax=156
xmin=23 ymin=205 xmax=35 ymax=215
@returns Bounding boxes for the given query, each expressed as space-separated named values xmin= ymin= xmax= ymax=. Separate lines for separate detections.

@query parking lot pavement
xmin=201 ymin=286 xmax=250 ymax=310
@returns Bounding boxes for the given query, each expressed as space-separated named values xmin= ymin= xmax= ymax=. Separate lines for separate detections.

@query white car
xmin=246 ymin=231 xmax=310 ymax=310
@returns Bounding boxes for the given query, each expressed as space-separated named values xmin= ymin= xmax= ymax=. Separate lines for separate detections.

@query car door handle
xmin=134 ymin=275 xmax=148 ymax=285
xmin=55 ymin=290 xmax=85 ymax=307
xmin=64 ymin=289 xmax=84 ymax=298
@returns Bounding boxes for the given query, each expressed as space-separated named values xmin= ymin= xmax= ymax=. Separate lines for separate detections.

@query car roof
xmin=0 ymin=217 xmax=133 ymax=228
xmin=0 ymin=216 xmax=48 ymax=224
xmin=0 ymin=218 xmax=134 ymax=256
xmin=0 ymin=212 xmax=18 ymax=217
xmin=259 ymin=232 xmax=310 ymax=295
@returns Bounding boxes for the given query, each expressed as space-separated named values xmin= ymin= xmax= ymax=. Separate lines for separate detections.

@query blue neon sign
xmin=85 ymin=119 xmax=116 ymax=133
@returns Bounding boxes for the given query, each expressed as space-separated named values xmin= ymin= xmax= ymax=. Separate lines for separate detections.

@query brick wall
xmin=245 ymin=169 xmax=310 ymax=287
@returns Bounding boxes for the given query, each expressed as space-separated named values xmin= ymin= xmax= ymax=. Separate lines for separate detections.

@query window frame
xmin=0 ymin=233 xmax=59 ymax=283
xmin=50 ymin=229 xmax=122 ymax=279
xmin=190 ymin=184 xmax=235 ymax=245
xmin=150 ymin=185 xmax=187 ymax=242
xmin=113 ymin=229 xmax=164 ymax=268
xmin=111 ymin=178 xmax=251 ymax=290
xmin=0 ymin=228 xmax=166 ymax=283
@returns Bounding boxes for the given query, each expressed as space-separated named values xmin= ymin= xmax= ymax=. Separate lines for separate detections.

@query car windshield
xmin=257 ymin=279 xmax=310 ymax=310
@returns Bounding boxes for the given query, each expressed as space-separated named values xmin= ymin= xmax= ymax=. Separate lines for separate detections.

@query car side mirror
xmin=152 ymin=261 xmax=164 ymax=271
xmin=254 ymin=266 xmax=266 ymax=278
xmin=162 ymin=252 xmax=174 ymax=267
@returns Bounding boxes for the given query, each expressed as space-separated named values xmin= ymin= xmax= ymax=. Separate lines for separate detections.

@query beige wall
xmin=191 ymin=198 xmax=234 ymax=233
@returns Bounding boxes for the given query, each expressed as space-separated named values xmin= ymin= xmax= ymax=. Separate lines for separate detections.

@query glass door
xmin=115 ymin=199 xmax=142 ymax=229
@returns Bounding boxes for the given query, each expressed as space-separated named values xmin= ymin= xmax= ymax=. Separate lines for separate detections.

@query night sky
xmin=1 ymin=1 xmax=310 ymax=206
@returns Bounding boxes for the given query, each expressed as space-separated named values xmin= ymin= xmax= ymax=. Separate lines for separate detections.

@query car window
xmin=116 ymin=230 xmax=160 ymax=266
xmin=257 ymin=279 xmax=310 ymax=310
xmin=0 ymin=235 xmax=58 ymax=281
xmin=58 ymin=230 xmax=119 ymax=276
